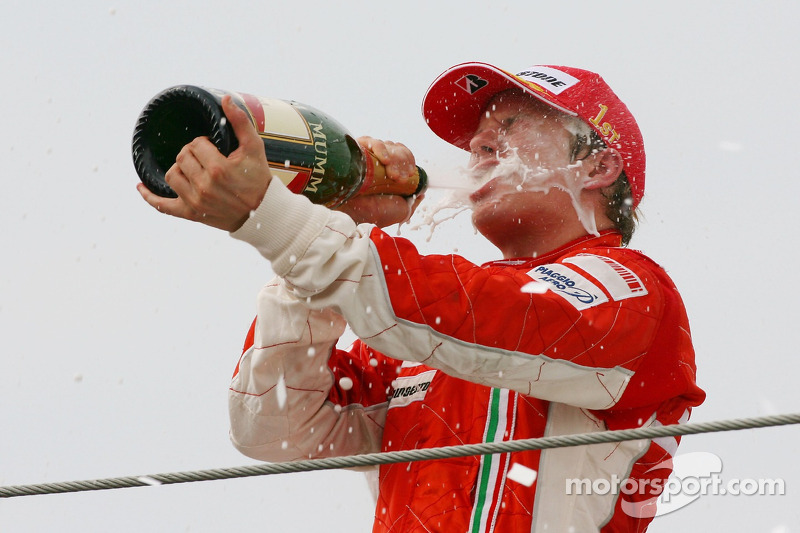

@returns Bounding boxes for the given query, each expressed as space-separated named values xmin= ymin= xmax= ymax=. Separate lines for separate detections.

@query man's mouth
xmin=469 ymin=175 xmax=501 ymax=204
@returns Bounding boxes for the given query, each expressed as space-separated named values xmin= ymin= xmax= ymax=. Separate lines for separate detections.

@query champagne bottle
xmin=132 ymin=86 xmax=427 ymax=207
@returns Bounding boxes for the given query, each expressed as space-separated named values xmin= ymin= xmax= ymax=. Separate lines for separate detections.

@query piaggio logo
xmin=533 ymin=265 xmax=597 ymax=305
xmin=526 ymin=263 xmax=609 ymax=310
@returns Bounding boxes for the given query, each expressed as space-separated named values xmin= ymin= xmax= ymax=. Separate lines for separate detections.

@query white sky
xmin=1 ymin=1 xmax=798 ymax=531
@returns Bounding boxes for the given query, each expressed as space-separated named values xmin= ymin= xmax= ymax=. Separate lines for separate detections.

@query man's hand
xmin=137 ymin=95 xmax=272 ymax=232
xmin=335 ymin=136 xmax=424 ymax=227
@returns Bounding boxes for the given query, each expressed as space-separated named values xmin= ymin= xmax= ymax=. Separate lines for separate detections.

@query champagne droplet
xmin=339 ymin=377 xmax=354 ymax=390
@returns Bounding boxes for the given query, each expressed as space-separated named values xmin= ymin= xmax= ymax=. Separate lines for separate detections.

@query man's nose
xmin=469 ymin=129 xmax=500 ymax=161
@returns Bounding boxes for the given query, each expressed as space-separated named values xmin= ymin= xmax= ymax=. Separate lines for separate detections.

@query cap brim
xmin=422 ymin=62 xmax=576 ymax=151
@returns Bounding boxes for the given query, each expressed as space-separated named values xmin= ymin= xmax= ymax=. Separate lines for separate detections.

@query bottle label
xmin=235 ymin=92 xmax=315 ymax=195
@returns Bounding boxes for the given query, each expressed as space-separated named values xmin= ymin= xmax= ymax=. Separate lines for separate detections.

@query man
xmin=138 ymin=62 xmax=705 ymax=532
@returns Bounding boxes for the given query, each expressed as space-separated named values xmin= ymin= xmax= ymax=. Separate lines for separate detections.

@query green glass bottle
xmin=132 ymin=86 xmax=427 ymax=207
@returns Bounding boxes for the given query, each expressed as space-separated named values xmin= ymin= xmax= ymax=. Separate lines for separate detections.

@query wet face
xmin=468 ymin=91 xmax=574 ymax=183
xmin=467 ymin=90 xmax=587 ymax=245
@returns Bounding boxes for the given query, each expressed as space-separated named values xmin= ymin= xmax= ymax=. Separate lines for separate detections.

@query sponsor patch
xmin=563 ymin=254 xmax=648 ymax=301
xmin=515 ymin=66 xmax=580 ymax=95
xmin=388 ymin=370 xmax=436 ymax=409
xmin=526 ymin=263 xmax=608 ymax=310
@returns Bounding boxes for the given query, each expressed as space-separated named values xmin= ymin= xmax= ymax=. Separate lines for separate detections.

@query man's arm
xmin=228 ymin=282 xmax=391 ymax=462
xmin=137 ymin=102 xmax=417 ymax=461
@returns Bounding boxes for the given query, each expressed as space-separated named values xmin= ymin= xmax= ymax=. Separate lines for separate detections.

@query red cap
xmin=422 ymin=62 xmax=646 ymax=207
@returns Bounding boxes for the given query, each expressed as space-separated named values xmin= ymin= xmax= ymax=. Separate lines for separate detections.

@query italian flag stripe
xmin=469 ymin=388 xmax=511 ymax=533
xmin=485 ymin=393 xmax=518 ymax=530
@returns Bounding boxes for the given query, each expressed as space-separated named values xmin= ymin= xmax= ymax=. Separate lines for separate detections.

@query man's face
xmin=467 ymin=90 xmax=585 ymax=240
xmin=468 ymin=91 xmax=574 ymax=184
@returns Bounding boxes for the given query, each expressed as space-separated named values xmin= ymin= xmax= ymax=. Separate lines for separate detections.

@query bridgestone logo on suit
xmin=393 ymin=382 xmax=431 ymax=398
xmin=389 ymin=370 xmax=437 ymax=409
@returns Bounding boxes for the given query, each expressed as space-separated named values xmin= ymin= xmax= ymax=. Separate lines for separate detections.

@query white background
xmin=1 ymin=1 xmax=798 ymax=531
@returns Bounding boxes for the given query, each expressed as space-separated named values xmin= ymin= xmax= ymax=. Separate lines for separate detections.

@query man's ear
xmin=584 ymin=148 xmax=624 ymax=190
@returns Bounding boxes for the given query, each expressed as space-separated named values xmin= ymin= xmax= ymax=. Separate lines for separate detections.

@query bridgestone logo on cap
xmin=516 ymin=66 xmax=579 ymax=95
xmin=455 ymin=74 xmax=489 ymax=95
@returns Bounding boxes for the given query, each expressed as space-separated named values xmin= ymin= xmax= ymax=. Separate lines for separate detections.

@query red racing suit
xmin=228 ymin=179 xmax=705 ymax=532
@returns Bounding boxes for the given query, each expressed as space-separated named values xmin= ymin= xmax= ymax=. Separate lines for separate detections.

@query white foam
xmin=407 ymin=148 xmax=600 ymax=241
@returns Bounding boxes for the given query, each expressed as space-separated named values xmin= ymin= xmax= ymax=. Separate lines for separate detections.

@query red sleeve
xmin=369 ymin=229 xmax=704 ymax=411
xmin=371 ymin=231 xmax=654 ymax=369
xmin=326 ymin=340 xmax=402 ymax=410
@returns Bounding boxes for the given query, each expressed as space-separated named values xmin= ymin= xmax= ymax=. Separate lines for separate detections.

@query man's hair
xmin=603 ymin=171 xmax=637 ymax=246
xmin=568 ymin=123 xmax=638 ymax=246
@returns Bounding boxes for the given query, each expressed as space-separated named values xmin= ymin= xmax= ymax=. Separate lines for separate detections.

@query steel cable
xmin=1 ymin=412 xmax=798 ymax=498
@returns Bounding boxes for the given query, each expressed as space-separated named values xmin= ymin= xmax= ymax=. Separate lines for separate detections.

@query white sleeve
xmin=228 ymin=278 xmax=387 ymax=462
